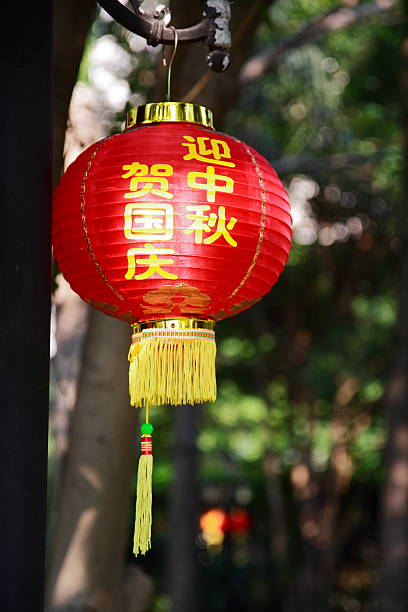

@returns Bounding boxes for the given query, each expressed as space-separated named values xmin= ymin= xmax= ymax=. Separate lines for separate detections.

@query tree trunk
xmin=53 ymin=0 xmax=96 ymax=184
xmin=46 ymin=311 xmax=138 ymax=612
xmin=169 ymin=0 xmax=273 ymax=124
xmin=49 ymin=276 xmax=89 ymax=499
xmin=378 ymin=216 xmax=408 ymax=612
xmin=168 ymin=405 xmax=201 ymax=612
xmin=378 ymin=32 xmax=408 ymax=611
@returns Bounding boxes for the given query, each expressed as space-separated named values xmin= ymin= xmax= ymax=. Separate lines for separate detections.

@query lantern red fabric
xmin=53 ymin=122 xmax=291 ymax=324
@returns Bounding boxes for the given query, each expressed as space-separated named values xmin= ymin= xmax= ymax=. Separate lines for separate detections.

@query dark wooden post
xmin=0 ymin=2 xmax=52 ymax=611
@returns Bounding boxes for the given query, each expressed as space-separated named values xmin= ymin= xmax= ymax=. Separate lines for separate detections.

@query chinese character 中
xmin=122 ymin=162 xmax=174 ymax=199
xmin=125 ymin=244 xmax=178 ymax=280
xmin=184 ymin=205 xmax=237 ymax=247
xmin=187 ymin=166 xmax=234 ymax=203
xmin=124 ymin=202 xmax=174 ymax=241
xmin=182 ymin=136 xmax=235 ymax=168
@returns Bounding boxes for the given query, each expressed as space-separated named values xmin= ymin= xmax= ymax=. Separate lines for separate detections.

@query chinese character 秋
xmin=184 ymin=205 xmax=237 ymax=247
xmin=124 ymin=202 xmax=174 ymax=241
xmin=184 ymin=205 xmax=211 ymax=244
xmin=187 ymin=166 xmax=234 ymax=203
xmin=122 ymin=162 xmax=174 ymax=199
xmin=182 ymin=136 xmax=235 ymax=168
xmin=125 ymin=244 xmax=178 ymax=280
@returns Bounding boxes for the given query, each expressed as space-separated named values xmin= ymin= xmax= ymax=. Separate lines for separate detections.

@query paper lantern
xmin=53 ymin=102 xmax=292 ymax=554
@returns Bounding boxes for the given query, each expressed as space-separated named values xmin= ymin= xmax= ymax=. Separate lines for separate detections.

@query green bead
xmin=141 ymin=423 xmax=154 ymax=435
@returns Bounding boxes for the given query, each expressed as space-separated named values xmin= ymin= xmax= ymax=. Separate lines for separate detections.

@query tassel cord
xmin=133 ymin=419 xmax=154 ymax=556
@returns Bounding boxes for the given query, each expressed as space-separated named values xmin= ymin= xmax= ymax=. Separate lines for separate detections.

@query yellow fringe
xmin=128 ymin=332 xmax=217 ymax=407
xmin=133 ymin=453 xmax=153 ymax=556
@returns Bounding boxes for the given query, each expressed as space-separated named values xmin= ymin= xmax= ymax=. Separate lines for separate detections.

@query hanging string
xmin=166 ymin=26 xmax=178 ymax=102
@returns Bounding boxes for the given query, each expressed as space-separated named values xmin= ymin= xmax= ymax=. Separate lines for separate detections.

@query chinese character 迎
xmin=125 ymin=244 xmax=178 ymax=280
xmin=122 ymin=162 xmax=174 ymax=199
xmin=184 ymin=205 xmax=237 ymax=247
xmin=182 ymin=136 xmax=235 ymax=168
xmin=187 ymin=166 xmax=234 ymax=203
xmin=124 ymin=202 xmax=174 ymax=241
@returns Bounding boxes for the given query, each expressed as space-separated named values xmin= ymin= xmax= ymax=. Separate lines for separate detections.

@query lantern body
xmin=53 ymin=119 xmax=291 ymax=324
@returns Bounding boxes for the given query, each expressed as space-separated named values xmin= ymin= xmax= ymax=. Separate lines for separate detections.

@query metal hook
xmin=98 ymin=0 xmax=231 ymax=72
xmin=166 ymin=26 xmax=178 ymax=102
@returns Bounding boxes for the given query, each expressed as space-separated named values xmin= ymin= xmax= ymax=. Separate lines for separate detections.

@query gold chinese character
xmin=122 ymin=162 xmax=174 ymax=199
xmin=184 ymin=205 xmax=237 ymax=247
xmin=124 ymin=202 xmax=174 ymax=241
xmin=187 ymin=166 xmax=234 ymax=203
xmin=125 ymin=244 xmax=178 ymax=280
xmin=182 ymin=136 xmax=235 ymax=168
xmin=184 ymin=205 xmax=212 ymax=244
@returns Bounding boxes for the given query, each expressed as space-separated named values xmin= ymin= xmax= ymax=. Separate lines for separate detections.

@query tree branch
xmin=240 ymin=0 xmax=398 ymax=84
xmin=271 ymin=151 xmax=385 ymax=177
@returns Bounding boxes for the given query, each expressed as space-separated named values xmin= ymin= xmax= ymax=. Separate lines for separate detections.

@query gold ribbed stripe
xmin=228 ymin=142 xmax=267 ymax=298
xmin=132 ymin=328 xmax=215 ymax=344
xmin=80 ymin=140 xmax=125 ymax=302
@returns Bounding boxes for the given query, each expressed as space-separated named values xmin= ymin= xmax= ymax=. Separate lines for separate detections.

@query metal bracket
xmin=97 ymin=0 xmax=231 ymax=72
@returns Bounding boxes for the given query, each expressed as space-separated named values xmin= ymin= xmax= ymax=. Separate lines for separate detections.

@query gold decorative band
xmin=131 ymin=329 xmax=215 ymax=345
xmin=228 ymin=139 xmax=267 ymax=298
xmin=132 ymin=318 xmax=215 ymax=333
xmin=125 ymin=102 xmax=214 ymax=129
xmin=81 ymin=142 xmax=125 ymax=303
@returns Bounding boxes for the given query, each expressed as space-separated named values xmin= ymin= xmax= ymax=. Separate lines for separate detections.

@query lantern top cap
xmin=125 ymin=102 xmax=214 ymax=130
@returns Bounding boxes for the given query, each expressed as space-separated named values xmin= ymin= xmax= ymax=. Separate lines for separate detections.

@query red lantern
xmin=228 ymin=508 xmax=251 ymax=534
xmin=53 ymin=102 xmax=292 ymax=554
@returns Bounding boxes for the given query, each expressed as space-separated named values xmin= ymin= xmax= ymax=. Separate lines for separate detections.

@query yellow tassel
xmin=133 ymin=426 xmax=153 ymax=556
xmin=128 ymin=326 xmax=216 ymax=407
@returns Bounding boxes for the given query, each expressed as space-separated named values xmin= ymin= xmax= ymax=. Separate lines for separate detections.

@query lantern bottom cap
xmin=128 ymin=320 xmax=216 ymax=407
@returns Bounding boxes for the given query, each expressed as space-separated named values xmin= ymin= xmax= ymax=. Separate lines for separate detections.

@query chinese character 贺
xmin=122 ymin=162 xmax=174 ymax=199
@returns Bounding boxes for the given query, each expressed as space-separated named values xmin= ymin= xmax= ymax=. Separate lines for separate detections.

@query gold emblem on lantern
xmin=141 ymin=283 xmax=211 ymax=315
